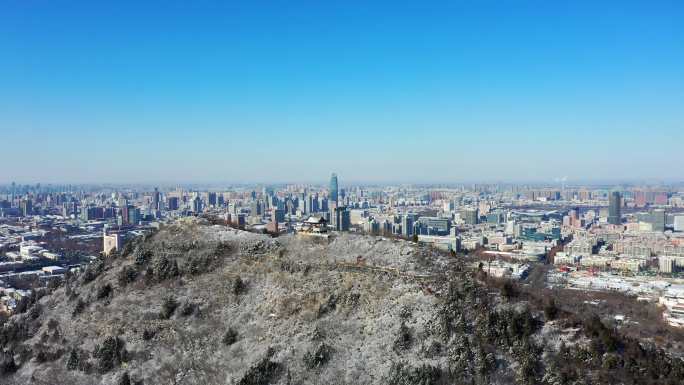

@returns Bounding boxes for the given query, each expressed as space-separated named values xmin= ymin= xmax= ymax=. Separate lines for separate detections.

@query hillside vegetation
xmin=1 ymin=218 xmax=683 ymax=385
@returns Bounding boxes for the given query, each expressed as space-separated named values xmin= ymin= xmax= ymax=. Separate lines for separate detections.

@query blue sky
xmin=1 ymin=1 xmax=683 ymax=184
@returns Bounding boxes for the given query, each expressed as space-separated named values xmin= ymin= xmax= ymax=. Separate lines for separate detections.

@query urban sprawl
xmin=2 ymin=176 xmax=684 ymax=327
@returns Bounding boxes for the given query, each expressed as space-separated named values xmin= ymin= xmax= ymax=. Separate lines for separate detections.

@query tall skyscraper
xmin=20 ymin=199 xmax=32 ymax=217
xmin=167 ymin=196 xmax=179 ymax=211
xmin=402 ymin=213 xmax=415 ymax=237
xmin=121 ymin=205 xmax=130 ymax=225
xmin=340 ymin=207 xmax=350 ymax=231
xmin=329 ymin=173 xmax=339 ymax=206
xmin=152 ymin=187 xmax=160 ymax=211
xmin=332 ymin=205 xmax=350 ymax=231
xmin=192 ymin=195 xmax=202 ymax=213
xmin=608 ymin=191 xmax=622 ymax=225
xmin=128 ymin=206 xmax=140 ymax=225
xmin=250 ymin=200 xmax=262 ymax=218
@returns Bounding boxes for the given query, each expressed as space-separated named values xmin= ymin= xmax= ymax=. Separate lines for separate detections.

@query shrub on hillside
xmin=118 ymin=372 xmax=131 ymax=385
xmin=93 ymin=335 xmax=127 ymax=373
xmin=233 ymin=276 xmax=247 ymax=295
xmin=385 ymin=362 xmax=441 ymax=385
xmin=118 ymin=266 xmax=138 ymax=286
xmin=544 ymin=298 xmax=559 ymax=321
xmin=72 ymin=298 xmax=87 ymax=317
xmin=222 ymin=328 xmax=238 ymax=346
xmin=179 ymin=301 xmax=196 ymax=316
xmin=96 ymin=284 xmax=113 ymax=300
xmin=237 ymin=348 xmax=281 ymax=385
xmin=153 ymin=255 xmax=180 ymax=281
xmin=159 ymin=297 xmax=178 ymax=319
xmin=393 ymin=321 xmax=412 ymax=351
xmin=142 ymin=329 xmax=156 ymax=341
xmin=83 ymin=260 xmax=105 ymax=283
xmin=47 ymin=318 xmax=59 ymax=330
xmin=0 ymin=350 xmax=17 ymax=374
xmin=33 ymin=344 xmax=64 ymax=363
xmin=133 ymin=247 xmax=153 ymax=266
xmin=501 ymin=280 xmax=518 ymax=300
xmin=65 ymin=347 xmax=94 ymax=373
xmin=303 ymin=343 xmax=332 ymax=369
xmin=317 ymin=295 xmax=337 ymax=318
xmin=0 ymin=320 xmax=30 ymax=347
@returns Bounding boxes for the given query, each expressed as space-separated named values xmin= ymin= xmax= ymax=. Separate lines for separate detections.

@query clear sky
xmin=1 ymin=1 xmax=683 ymax=184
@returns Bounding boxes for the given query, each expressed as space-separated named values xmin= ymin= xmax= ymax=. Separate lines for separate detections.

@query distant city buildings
xmin=2 ymin=177 xmax=684 ymax=323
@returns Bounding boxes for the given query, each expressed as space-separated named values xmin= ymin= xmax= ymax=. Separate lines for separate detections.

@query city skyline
xmin=2 ymin=1 xmax=683 ymax=183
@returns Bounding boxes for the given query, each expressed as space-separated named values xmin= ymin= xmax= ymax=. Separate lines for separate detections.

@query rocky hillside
xmin=1 ymin=219 xmax=683 ymax=385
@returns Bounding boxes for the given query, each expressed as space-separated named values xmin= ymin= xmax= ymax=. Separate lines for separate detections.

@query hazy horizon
xmin=1 ymin=176 xmax=683 ymax=188
xmin=2 ymin=1 xmax=683 ymax=183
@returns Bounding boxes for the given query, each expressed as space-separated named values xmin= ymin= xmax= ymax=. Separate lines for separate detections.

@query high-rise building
xmin=634 ymin=191 xmax=647 ymax=207
xmin=250 ymin=200 xmax=262 ymax=218
xmin=650 ymin=209 xmax=666 ymax=232
xmin=299 ymin=193 xmax=308 ymax=214
xmin=81 ymin=206 xmax=103 ymax=221
xmin=310 ymin=194 xmax=319 ymax=213
xmin=20 ymin=199 xmax=32 ymax=217
xmin=675 ymin=216 xmax=684 ymax=232
xmin=121 ymin=205 xmax=131 ymax=225
xmin=152 ymin=187 xmax=160 ymax=211
xmin=328 ymin=200 xmax=338 ymax=228
xmin=285 ymin=198 xmax=295 ymax=215
xmin=192 ymin=196 xmax=202 ymax=213
xmin=402 ymin=213 xmax=415 ymax=237
xmin=208 ymin=192 xmax=217 ymax=206
xmin=235 ymin=213 xmax=246 ymax=229
xmin=654 ymin=192 xmax=668 ymax=205
xmin=332 ymin=205 xmax=350 ymax=231
xmin=608 ymin=191 xmax=622 ymax=225
xmin=660 ymin=256 xmax=675 ymax=274
xmin=62 ymin=202 xmax=77 ymax=218
xmin=167 ymin=196 xmax=179 ymax=211
xmin=340 ymin=207 xmax=350 ymax=231
xmin=127 ymin=206 xmax=140 ymax=224
xmin=267 ymin=205 xmax=280 ymax=233
xmin=329 ymin=173 xmax=339 ymax=206
xmin=460 ymin=208 xmax=479 ymax=225
xmin=272 ymin=208 xmax=285 ymax=223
